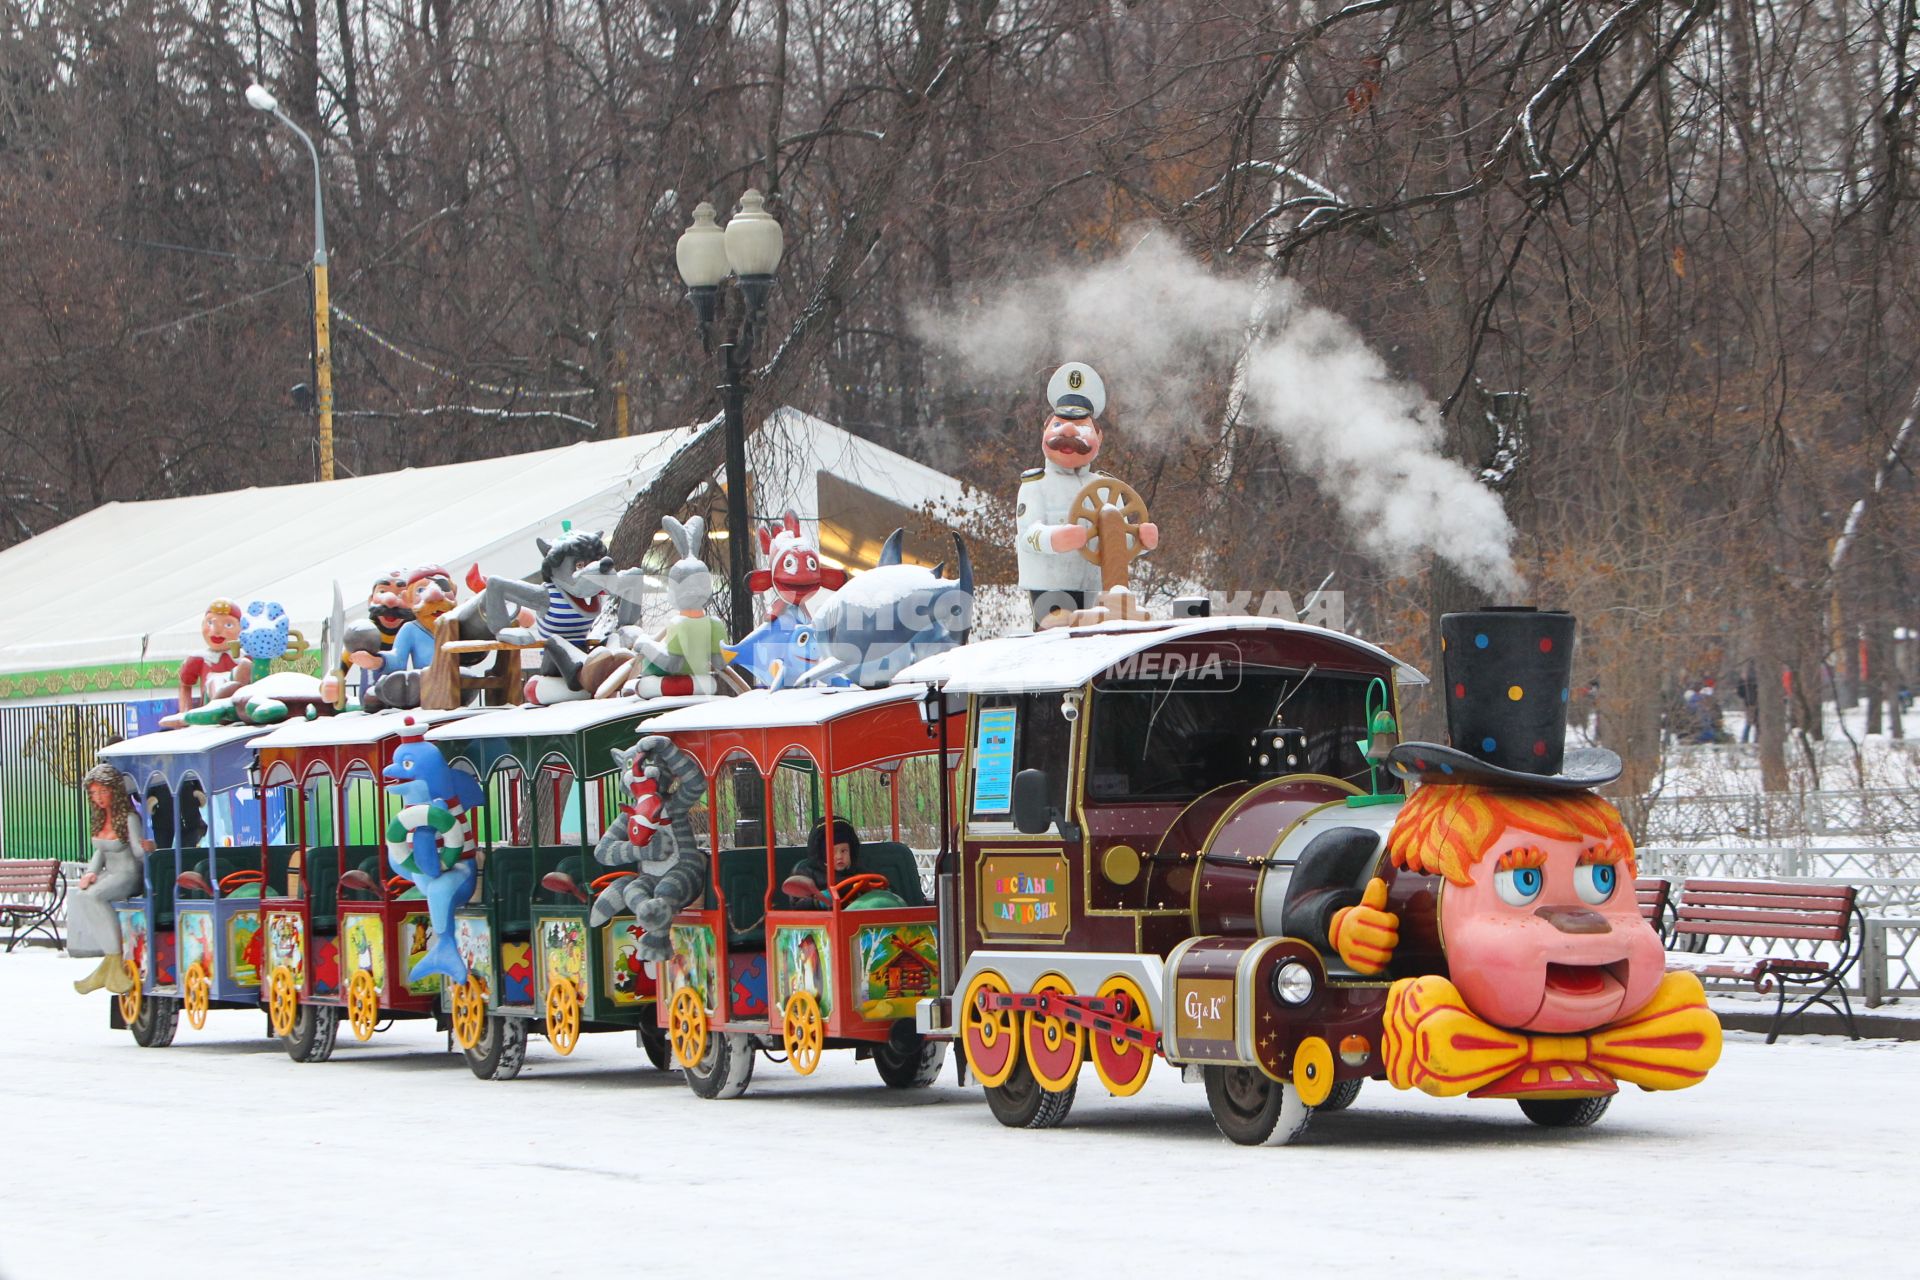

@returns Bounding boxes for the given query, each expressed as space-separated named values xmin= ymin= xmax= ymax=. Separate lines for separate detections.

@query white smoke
xmin=911 ymin=231 xmax=1522 ymax=594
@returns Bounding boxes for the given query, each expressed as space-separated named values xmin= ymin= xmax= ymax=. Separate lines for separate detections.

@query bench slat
xmin=1679 ymin=887 xmax=1854 ymax=909
xmin=1675 ymin=906 xmax=1854 ymax=929
xmin=1672 ymin=921 xmax=1849 ymax=942
xmin=1680 ymin=878 xmax=1855 ymax=899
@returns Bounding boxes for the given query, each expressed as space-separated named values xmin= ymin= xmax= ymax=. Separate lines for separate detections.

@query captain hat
xmin=1047 ymin=362 xmax=1106 ymax=420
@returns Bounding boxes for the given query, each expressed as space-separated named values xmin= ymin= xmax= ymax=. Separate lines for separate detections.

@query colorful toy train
xmin=93 ymin=603 xmax=1721 ymax=1146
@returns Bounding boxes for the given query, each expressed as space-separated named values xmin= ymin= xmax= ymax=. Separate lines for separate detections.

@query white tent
xmin=0 ymin=410 xmax=981 ymax=690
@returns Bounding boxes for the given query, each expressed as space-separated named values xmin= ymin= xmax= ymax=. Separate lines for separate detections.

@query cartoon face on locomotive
xmin=900 ymin=613 xmax=1718 ymax=1145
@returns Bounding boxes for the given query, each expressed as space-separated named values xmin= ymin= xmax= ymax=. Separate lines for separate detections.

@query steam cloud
xmin=911 ymin=232 xmax=1521 ymax=594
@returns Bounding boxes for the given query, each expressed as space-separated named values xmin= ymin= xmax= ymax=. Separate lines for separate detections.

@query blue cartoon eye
xmin=1575 ymin=863 xmax=1618 ymax=905
xmin=1494 ymin=865 xmax=1544 ymax=907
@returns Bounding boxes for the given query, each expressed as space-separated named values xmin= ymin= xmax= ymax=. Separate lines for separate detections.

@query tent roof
xmin=0 ymin=431 xmax=697 ymax=676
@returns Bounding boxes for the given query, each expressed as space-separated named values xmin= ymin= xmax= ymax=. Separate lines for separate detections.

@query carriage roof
xmin=636 ymin=684 xmax=948 ymax=776
xmin=100 ymin=723 xmax=274 ymax=795
xmin=891 ymin=616 xmax=1426 ymax=694
xmin=423 ymin=694 xmax=712 ymax=779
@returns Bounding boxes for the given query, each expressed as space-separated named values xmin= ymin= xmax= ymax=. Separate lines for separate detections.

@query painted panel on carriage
xmin=265 ymin=910 xmax=304 ymax=982
xmin=313 ymin=936 xmax=341 ymax=994
xmin=499 ymin=941 xmax=533 ymax=1005
xmin=977 ymin=853 xmax=1070 ymax=939
xmin=454 ymin=916 xmax=494 ymax=995
xmin=727 ymin=952 xmax=767 ymax=1018
xmin=179 ymin=909 xmax=213 ymax=981
xmin=116 ymin=907 xmax=146 ymax=972
xmin=773 ymin=926 xmax=832 ymax=1019
xmin=538 ymin=917 xmax=588 ymax=1005
xmin=853 ymin=924 xmax=939 ymax=1021
xmin=397 ymin=913 xmax=442 ymax=996
xmin=666 ymin=924 xmax=717 ymax=1013
xmin=605 ymin=917 xmax=653 ymax=1007
xmin=228 ymin=910 xmax=262 ymax=987
xmin=342 ymin=914 xmax=386 ymax=990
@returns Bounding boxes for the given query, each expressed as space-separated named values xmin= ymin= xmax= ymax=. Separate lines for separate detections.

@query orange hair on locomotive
xmin=1385 ymin=784 xmax=1635 ymax=886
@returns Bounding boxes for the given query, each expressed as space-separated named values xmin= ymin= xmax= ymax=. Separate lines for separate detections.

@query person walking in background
xmin=68 ymin=763 xmax=150 ymax=995
xmin=1736 ymin=662 xmax=1759 ymax=744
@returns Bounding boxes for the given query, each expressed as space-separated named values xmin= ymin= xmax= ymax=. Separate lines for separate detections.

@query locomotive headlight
xmin=1273 ymin=961 xmax=1315 ymax=1006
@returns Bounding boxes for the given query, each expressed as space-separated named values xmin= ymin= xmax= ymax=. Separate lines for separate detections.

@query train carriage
xmin=249 ymin=708 xmax=481 ymax=1062
xmin=422 ymin=695 xmax=710 ymax=1080
xmin=99 ymin=723 xmax=282 ymax=1047
xmin=639 ymin=684 xmax=963 ymax=1099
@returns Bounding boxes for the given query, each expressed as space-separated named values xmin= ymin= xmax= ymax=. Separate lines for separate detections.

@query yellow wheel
xmin=959 ymin=970 xmax=1018 ymax=1089
xmin=116 ymin=959 xmax=142 ymax=1027
xmin=1022 ymin=973 xmax=1084 ymax=1093
xmin=545 ymin=977 xmax=582 ymax=1056
xmin=1292 ymin=1035 xmax=1335 ymax=1107
xmin=782 ymin=990 xmax=825 ymax=1076
xmin=1089 ymin=974 xmax=1155 ymax=1097
xmin=668 ymin=986 xmax=708 ymax=1069
xmin=268 ymin=966 xmax=299 ymax=1037
xmin=346 ymin=969 xmax=380 ymax=1042
xmin=450 ymin=976 xmax=487 ymax=1051
xmin=183 ymin=962 xmax=210 ymax=1031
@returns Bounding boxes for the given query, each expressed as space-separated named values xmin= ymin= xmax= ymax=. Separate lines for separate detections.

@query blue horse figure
xmin=382 ymin=730 xmax=487 ymax=984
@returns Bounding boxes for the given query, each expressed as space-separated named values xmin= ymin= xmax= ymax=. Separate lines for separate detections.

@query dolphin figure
xmin=798 ymin=530 xmax=974 ymax=688
xmin=383 ymin=734 xmax=488 ymax=984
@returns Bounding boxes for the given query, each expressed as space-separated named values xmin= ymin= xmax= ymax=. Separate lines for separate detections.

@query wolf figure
xmin=588 ymin=735 xmax=707 ymax=961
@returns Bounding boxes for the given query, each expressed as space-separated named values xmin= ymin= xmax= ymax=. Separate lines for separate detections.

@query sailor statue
xmin=1015 ymin=363 xmax=1158 ymax=628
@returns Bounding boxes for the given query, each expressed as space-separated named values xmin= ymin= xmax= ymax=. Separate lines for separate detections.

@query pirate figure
xmin=1015 ymin=363 xmax=1157 ymax=628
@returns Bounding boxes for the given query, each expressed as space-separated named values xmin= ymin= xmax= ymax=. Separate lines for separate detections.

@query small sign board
xmin=971 ymin=706 xmax=1017 ymax=815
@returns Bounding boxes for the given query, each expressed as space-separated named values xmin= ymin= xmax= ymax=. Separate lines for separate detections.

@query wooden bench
xmin=1667 ymin=878 xmax=1863 ymax=1043
xmin=0 ymin=858 xmax=68 ymax=951
xmin=1635 ymin=877 xmax=1672 ymax=942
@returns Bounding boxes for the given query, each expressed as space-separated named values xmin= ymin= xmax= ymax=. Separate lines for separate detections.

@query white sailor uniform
xmin=1016 ymin=460 xmax=1104 ymax=607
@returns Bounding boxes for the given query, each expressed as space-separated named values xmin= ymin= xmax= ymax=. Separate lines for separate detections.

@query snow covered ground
xmin=1 ymin=946 xmax=1914 ymax=1280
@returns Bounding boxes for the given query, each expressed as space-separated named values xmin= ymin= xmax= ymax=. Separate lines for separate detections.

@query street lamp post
xmin=246 ymin=83 xmax=335 ymax=483
xmin=675 ymin=191 xmax=785 ymax=643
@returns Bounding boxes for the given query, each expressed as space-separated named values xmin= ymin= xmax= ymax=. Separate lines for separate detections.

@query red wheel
xmin=1022 ymin=974 xmax=1083 ymax=1093
xmin=1089 ymin=975 xmax=1154 ymax=1097
xmin=959 ymin=970 xmax=1017 ymax=1088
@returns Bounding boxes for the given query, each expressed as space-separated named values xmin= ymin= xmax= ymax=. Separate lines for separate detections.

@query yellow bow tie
xmin=1383 ymin=970 xmax=1722 ymax=1098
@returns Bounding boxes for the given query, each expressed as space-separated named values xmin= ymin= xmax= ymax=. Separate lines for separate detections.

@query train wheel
xmin=668 ymin=987 xmax=708 ymax=1069
xmin=1319 ymin=1078 xmax=1364 ymax=1113
xmin=450 ymin=976 xmax=487 ymax=1051
xmin=464 ymin=1014 xmax=528 ymax=1081
xmin=182 ymin=963 xmax=210 ymax=1031
xmin=684 ymin=1031 xmax=756 ymax=1101
xmin=874 ymin=1020 xmax=946 ymax=1089
xmin=984 ymin=1058 xmax=1077 ymax=1129
xmin=1203 ymin=1065 xmax=1311 ymax=1147
xmin=1022 ymin=974 xmax=1083 ymax=1093
xmin=545 ymin=978 xmax=582 ymax=1056
xmin=346 ymin=970 xmax=380 ymax=1042
xmin=1291 ymin=1036 xmax=1335 ymax=1107
xmin=1089 ymin=975 xmax=1154 ymax=1097
xmin=959 ymin=970 xmax=1018 ymax=1089
xmin=116 ymin=961 xmax=143 ymax=1032
xmin=1519 ymin=1096 xmax=1611 ymax=1128
xmin=285 ymin=1003 xmax=339 ymax=1063
xmin=267 ymin=967 xmax=299 ymax=1038
xmin=638 ymin=1020 xmax=672 ymax=1071
xmin=130 ymin=994 xmax=179 ymax=1049
xmin=782 ymin=991 xmax=825 ymax=1076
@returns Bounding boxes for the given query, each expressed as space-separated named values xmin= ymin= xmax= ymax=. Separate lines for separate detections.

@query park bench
xmin=0 ymin=858 xmax=68 ymax=952
xmin=1667 ymin=878 xmax=1863 ymax=1043
xmin=1635 ymin=876 xmax=1672 ymax=942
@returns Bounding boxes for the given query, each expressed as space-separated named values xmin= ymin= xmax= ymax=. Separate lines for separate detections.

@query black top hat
xmin=1386 ymin=608 xmax=1619 ymax=791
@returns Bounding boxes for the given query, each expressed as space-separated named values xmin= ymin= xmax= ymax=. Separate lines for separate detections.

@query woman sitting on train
xmin=69 ymin=762 xmax=152 ymax=996
xmin=781 ymin=818 xmax=889 ymax=908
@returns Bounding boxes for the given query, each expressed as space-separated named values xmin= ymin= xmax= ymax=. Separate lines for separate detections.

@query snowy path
xmin=1 ymin=947 xmax=1913 ymax=1279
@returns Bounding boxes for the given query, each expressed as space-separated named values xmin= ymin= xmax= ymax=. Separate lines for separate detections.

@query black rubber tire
xmin=684 ymin=1032 xmax=755 ymax=1100
xmin=1203 ymin=1065 xmax=1312 ymax=1146
xmin=130 ymin=996 xmax=179 ymax=1048
xmin=874 ymin=1022 xmax=947 ymax=1089
xmin=1519 ymin=1095 xmax=1612 ymax=1128
xmin=285 ymin=1003 xmax=339 ymax=1063
xmin=637 ymin=1021 xmax=673 ymax=1071
xmin=464 ymin=1014 xmax=528 ymax=1081
xmin=1318 ymin=1077 xmax=1364 ymax=1113
xmin=984 ymin=1058 xmax=1077 ymax=1129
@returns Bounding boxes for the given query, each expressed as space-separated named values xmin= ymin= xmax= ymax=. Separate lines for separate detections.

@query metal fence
xmin=1640 ymin=845 xmax=1920 ymax=1007
xmin=1639 ymin=789 xmax=1920 ymax=844
xmin=0 ymin=701 xmax=142 ymax=862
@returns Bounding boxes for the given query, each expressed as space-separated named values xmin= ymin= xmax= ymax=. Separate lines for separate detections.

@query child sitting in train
xmin=781 ymin=818 xmax=890 ymax=907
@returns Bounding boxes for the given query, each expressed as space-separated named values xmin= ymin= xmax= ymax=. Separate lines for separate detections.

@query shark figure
xmin=382 ymin=726 xmax=488 ymax=984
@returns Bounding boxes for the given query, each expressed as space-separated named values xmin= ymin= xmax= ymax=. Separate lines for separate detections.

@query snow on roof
xmin=99 ymin=722 xmax=272 ymax=761
xmin=0 ymin=430 xmax=697 ymax=677
xmin=424 ymin=694 xmax=712 ymax=743
xmin=893 ymin=617 xmax=1426 ymax=694
xmin=250 ymin=707 xmax=482 ymax=750
xmin=638 ymin=684 xmax=927 ymax=734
